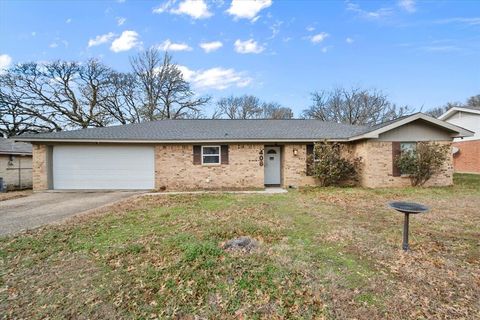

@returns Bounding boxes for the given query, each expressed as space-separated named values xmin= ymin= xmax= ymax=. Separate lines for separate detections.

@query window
xmin=399 ymin=142 xmax=417 ymax=175
xmin=201 ymin=146 xmax=221 ymax=164
xmin=400 ymin=142 xmax=416 ymax=154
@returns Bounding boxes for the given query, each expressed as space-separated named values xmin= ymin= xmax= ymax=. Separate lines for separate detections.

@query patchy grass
xmin=1 ymin=174 xmax=479 ymax=319
xmin=0 ymin=190 xmax=32 ymax=202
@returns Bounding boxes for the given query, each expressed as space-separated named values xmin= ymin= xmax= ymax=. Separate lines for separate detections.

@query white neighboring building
xmin=439 ymin=107 xmax=480 ymax=174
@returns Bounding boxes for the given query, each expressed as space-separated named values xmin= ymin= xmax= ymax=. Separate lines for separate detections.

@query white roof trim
xmin=348 ymin=113 xmax=474 ymax=141
xmin=439 ymin=107 xmax=480 ymax=120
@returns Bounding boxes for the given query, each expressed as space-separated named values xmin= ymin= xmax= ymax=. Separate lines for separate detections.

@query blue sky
xmin=1 ymin=0 xmax=479 ymax=116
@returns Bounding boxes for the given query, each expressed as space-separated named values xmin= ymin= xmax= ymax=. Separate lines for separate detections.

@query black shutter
xmin=392 ymin=142 xmax=401 ymax=177
xmin=193 ymin=145 xmax=201 ymax=165
xmin=306 ymin=144 xmax=314 ymax=176
xmin=221 ymin=145 xmax=229 ymax=165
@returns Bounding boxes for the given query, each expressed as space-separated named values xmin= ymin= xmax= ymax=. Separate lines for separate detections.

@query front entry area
xmin=264 ymin=146 xmax=281 ymax=186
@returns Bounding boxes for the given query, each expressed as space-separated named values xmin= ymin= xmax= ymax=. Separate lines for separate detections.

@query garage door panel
xmin=53 ymin=145 xmax=155 ymax=190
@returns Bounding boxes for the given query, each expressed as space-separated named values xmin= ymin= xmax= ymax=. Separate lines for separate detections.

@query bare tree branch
xmin=302 ymin=87 xmax=411 ymax=125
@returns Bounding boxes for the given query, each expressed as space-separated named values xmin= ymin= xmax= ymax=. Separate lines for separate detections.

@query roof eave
xmin=0 ymin=151 xmax=32 ymax=156
xmin=13 ymin=137 xmax=352 ymax=144
xmin=348 ymin=113 xmax=474 ymax=141
xmin=439 ymin=107 xmax=480 ymax=120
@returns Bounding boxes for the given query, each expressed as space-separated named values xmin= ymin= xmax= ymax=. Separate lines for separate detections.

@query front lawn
xmin=1 ymin=174 xmax=479 ymax=319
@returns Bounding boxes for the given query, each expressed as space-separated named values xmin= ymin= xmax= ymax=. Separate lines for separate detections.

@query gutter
xmin=12 ymin=138 xmax=352 ymax=144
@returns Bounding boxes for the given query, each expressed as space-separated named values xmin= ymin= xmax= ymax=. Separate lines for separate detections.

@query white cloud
xmin=157 ymin=39 xmax=192 ymax=51
xmin=88 ymin=32 xmax=115 ymax=47
xmin=31 ymin=31 xmax=36 ymax=36
xmin=398 ymin=0 xmax=416 ymax=13
xmin=346 ymin=37 xmax=354 ymax=44
xmin=178 ymin=65 xmax=252 ymax=90
xmin=66 ymin=18 xmax=72 ymax=23
xmin=152 ymin=0 xmax=174 ymax=13
xmin=155 ymin=0 xmax=212 ymax=19
xmin=199 ymin=41 xmax=223 ymax=53
xmin=321 ymin=46 xmax=332 ymax=53
xmin=0 ymin=54 xmax=12 ymax=71
xmin=110 ymin=30 xmax=141 ymax=52
xmin=49 ymin=42 xmax=58 ymax=48
xmin=226 ymin=0 xmax=272 ymax=21
xmin=435 ymin=17 xmax=480 ymax=26
xmin=234 ymin=39 xmax=265 ymax=54
xmin=268 ymin=20 xmax=283 ymax=39
xmin=116 ymin=17 xmax=126 ymax=26
xmin=420 ymin=45 xmax=461 ymax=53
xmin=306 ymin=26 xmax=315 ymax=32
xmin=310 ymin=32 xmax=329 ymax=44
xmin=347 ymin=2 xmax=393 ymax=20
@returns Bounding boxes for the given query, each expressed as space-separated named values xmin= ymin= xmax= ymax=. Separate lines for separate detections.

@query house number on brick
xmin=259 ymin=149 xmax=264 ymax=166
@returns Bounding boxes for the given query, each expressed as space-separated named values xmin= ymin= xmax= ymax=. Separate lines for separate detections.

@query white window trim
xmin=201 ymin=145 xmax=221 ymax=165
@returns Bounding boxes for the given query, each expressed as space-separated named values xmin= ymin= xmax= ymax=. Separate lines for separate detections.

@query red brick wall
xmin=453 ymin=140 xmax=480 ymax=174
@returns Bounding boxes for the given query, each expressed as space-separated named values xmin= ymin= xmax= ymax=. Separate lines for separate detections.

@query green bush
xmin=395 ymin=142 xmax=449 ymax=186
xmin=309 ymin=141 xmax=362 ymax=187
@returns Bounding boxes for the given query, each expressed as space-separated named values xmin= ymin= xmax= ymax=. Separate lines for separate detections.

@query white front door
xmin=264 ymin=147 xmax=281 ymax=185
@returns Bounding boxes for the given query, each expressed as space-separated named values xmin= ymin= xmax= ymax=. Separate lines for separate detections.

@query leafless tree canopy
xmin=130 ymin=49 xmax=210 ymax=121
xmin=214 ymin=95 xmax=293 ymax=119
xmin=425 ymin=94 xmax=480 ymax=118
xmin=0 ymin=50 xmax=210 ymax=137
xmin=302 ymin=87 xmax=411 ymax=125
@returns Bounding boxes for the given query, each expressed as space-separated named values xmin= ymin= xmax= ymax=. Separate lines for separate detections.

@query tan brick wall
xmin=155 ymin=144 xmax=264 ymax=191
xmin=354 ymin=140 xmax=453 ymax=188
xmin=452 ymin=140 xmax=480 ymax=174
xmin=0 ymin=155 xmax=32 ymax=190
xmin=29 ymin=141 xmax=455 ymax=192
xmin=32 ymin=144 xmax=49 ymax=191
xmin=282 ymin=144 xmax=317 ymax=187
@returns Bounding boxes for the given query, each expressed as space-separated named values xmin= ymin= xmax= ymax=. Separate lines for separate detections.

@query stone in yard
xmin=222 ymin=236 xmax=258 ymax=253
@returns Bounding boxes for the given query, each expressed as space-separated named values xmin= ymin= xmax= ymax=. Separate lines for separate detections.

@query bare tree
xmin=425 ymin=94 xmax=479 ymax=118
xmin=215 ymin=95 xmax=294 ymax=119
xmin=424 ymin=103 xmax=458 ymax=118
xmin=215 ymin=95 xmax=262 ymax=119
xmin=0 ymin=67 xmax=63 ymax=134
xmin=130 ymin=49 xmax=210 ymax=120
xmin=466 ymin=94 xmax=480 ymax=108
xmin=0 ymin=89 xmax=55 ymax=137
xmin=302 ymin=87 xmax=410 ymax=125
xmin=261 ymin=102 xmax=294 ymax=119
xmin=1 ymin=59 xmax=114 ymax=131
xmin=102 ymin=72 xmax=142 ymax=124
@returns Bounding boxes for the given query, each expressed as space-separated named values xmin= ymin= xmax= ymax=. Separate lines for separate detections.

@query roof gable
xmin=439 ymin=107 xmax=480 ymax=120
xmin=349 ymin=113 xmax=474 ymax=141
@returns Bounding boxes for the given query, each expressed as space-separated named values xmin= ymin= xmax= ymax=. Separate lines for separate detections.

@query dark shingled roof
xmin=15 ymin=120 xmax=370 ymax=142
xmin=0 ymin=138 xmax=32 ymax=155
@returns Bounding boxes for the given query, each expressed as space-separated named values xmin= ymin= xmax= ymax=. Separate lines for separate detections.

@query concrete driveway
xmin=0 ymin=192 xmax=140 ymax=236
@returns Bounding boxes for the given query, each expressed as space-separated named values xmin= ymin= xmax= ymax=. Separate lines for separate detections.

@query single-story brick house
xmin=0 ymin=138 xmax=33 ymax=191
xmin=439 ymin=106 xmax=480 ymax=174
xmin=14 ymin=113 xmax=473 ymax=191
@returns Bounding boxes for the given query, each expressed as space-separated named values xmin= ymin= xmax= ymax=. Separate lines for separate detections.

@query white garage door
xmin=53 ymin=145 xmax=155 ymax=190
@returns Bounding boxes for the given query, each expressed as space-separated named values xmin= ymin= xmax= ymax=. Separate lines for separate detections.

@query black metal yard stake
xmin=403 ymin=213 xmax=410 ymax=251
